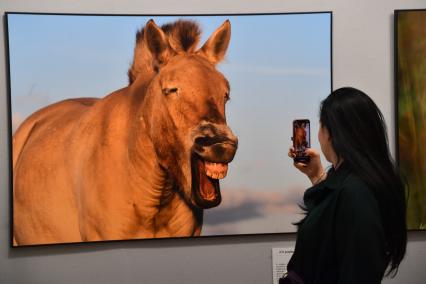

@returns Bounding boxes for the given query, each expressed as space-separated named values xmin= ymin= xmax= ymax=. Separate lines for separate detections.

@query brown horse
xmin=294 ymin=125 xmax=307 ymax=152
xmin=12 ymin=19 xmax=238 ymax=245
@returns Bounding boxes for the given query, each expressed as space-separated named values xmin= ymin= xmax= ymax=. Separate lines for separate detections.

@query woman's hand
xmin=288 ymin=147 xmax=326 ymax=185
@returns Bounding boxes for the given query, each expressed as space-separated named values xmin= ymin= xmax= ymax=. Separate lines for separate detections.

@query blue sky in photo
xmin=7 ymin=13 xmax=331 ymax=234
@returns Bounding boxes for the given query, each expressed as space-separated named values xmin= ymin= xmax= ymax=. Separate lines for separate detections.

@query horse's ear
xmin=198 ymin=20 xmax=231 ymax=65
xmin=144 ymin=19 xmax=172 ymax=67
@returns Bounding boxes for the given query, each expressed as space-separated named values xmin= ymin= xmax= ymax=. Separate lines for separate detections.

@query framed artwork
xmin=6 ymin=12 xmax=332 ymax=246
xmin=395 ymin=9 xmax=426 ymax=230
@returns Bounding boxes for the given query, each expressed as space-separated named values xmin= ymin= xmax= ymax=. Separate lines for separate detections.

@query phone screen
xmin=293 ymin=119 xmax=310 ymax=162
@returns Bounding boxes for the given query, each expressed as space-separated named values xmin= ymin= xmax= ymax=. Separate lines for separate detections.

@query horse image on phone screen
xmin=294 ymin=122 xmax=308 ymax=150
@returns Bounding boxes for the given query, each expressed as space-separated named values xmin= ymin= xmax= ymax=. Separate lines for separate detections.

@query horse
xmin=12 ymin=19 xmax=238 ymax=245
xmin=294 ymin=124 xmax=307 ymax=152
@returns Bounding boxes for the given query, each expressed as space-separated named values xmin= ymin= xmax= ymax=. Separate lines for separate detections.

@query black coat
xmin=284 ymin=163 xmax=387 ymax=284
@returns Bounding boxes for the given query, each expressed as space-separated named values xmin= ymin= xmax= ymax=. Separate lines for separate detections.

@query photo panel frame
xmin=6 ymin=12 xmax=332 ymax=246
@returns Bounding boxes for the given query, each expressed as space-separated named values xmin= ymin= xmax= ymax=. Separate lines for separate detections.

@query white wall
xmin=1 ymin=1 xmax=425 ymax=283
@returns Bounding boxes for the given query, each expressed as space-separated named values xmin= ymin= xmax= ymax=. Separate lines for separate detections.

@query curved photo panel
xmin=6 ymin=12 xmax=332 ymax=246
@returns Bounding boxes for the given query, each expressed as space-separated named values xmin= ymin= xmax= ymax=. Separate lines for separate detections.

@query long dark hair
xmin=319 ymin=87 xmax=407 ymax=276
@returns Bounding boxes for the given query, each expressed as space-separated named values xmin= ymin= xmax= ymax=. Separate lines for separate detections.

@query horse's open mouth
xmin=191 ymin=154 xmax=228 ymax=209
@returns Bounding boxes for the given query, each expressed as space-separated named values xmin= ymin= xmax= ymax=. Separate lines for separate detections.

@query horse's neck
xmin=154 ymin=193 xmax=203 ymax=237
xmin=124 ymin=81 xmax=172 ymax=204
xmin=118 ymin=80 xmax=202 ymax=237
xmin=124 ymin=78 xmax=200 ymax=230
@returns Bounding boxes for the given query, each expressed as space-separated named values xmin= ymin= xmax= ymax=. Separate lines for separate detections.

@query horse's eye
xmin=163 ymin=87 xmax=178 ymax=96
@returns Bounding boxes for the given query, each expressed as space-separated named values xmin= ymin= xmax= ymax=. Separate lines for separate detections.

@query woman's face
xmin=318 ymin=123 xmax=336 ymax=164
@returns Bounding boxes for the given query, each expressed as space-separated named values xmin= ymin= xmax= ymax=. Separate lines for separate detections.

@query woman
xmin=281 ymin=87 xmax=407 ymax=284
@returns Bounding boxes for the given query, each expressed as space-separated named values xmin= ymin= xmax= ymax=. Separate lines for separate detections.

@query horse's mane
xmin=128 ymin=20 xmax=201 ymax=84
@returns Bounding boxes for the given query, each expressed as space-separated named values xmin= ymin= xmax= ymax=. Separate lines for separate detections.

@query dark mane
xmin=128 ymin=20 xmax=201 ymax=84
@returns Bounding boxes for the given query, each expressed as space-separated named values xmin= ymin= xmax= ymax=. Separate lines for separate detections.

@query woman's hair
xmin=319 ymin=87 xmax=407 ymax=276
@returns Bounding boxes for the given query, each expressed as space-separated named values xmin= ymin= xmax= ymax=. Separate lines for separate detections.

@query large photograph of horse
xmin=7 ymin=13 xmax=332 ymax=246
xmin=396 ymin=9 xmax=426 ymax=230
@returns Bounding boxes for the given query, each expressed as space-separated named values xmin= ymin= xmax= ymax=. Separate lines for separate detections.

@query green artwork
xmin=396 ymin=10 xmax=426 ymax=230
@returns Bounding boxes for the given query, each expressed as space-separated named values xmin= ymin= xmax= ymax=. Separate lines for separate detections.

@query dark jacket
xmin=285 ymin=163 xmax=387 ymax=284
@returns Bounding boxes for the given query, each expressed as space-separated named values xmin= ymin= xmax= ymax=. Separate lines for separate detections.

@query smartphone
xmin=292 ymin=119 xmax=310 ymax=163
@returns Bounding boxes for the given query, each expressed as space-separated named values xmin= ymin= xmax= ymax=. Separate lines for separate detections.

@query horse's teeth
xmin=204 ymin=161 xmax=229 ymax=179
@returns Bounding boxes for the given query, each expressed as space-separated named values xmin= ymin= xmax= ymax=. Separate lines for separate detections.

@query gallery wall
xmin=1 ymin=0 xmax=425 ymax=283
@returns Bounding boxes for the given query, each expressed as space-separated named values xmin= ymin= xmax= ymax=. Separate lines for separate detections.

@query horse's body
xmin=13 ymin=19 xmax=237 ymax=245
